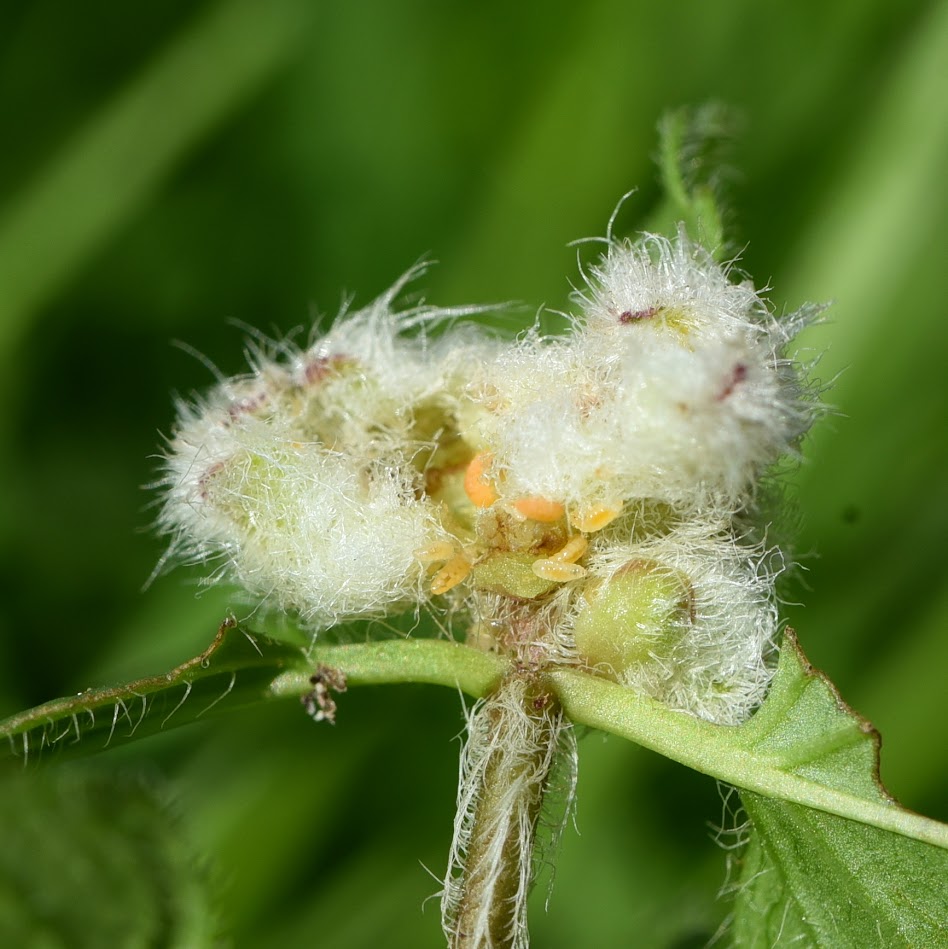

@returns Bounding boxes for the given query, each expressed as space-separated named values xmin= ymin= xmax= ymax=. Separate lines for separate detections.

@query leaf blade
xmin=734 ymin=794 xmax=948 ymax=948
xmin=0 ymin=620 xmax=307 ymax=766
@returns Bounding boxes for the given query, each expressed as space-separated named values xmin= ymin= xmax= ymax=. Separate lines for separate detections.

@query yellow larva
xmin=568 ymin=502 xmax=623 ymax=533
xmin=431 ymin=554 xmax=472 ymax=595
xmin=531 ymin=559 xmax=587 ymax=582
xmin=414 ymin=540 xmax=457 ymax=564
xmin=548 ymin=534 xmax=588 ymax=564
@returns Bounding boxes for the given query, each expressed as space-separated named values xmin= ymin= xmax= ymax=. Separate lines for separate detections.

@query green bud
xmin=572 ymin=559 xmax=694 ymax=675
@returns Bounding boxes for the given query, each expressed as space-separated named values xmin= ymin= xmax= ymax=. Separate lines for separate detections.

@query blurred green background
xmin=1 ymin=0 xmax=946 ymax=945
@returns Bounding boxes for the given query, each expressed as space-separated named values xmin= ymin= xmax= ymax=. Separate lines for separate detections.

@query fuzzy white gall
xmin=157 ymin=222 xmax=822 ymax=949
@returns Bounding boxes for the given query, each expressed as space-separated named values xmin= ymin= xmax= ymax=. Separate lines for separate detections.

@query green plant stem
xmin=279 ymin=640 xmax=948 ymax=849
xmin=446 ymin=674 xmax=561 ymax=949
xmin=4 ymin=632 xmax=947 ymax=854
xmin=270 ymin=639 xmax=508 ymax=698
xmin=545 ymin=667 xmax=948 ymax=848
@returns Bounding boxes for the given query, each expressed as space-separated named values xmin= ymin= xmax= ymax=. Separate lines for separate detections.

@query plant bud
xmin=571 ymin=560 xmax=694 ymax=675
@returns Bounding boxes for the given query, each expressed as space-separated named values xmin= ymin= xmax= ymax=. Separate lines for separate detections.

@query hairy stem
xmin=443 ymin=673 xmax=566 ymax=949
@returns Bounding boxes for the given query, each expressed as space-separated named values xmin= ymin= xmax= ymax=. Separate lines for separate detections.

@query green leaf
xmin=644 ymin=103 xmax=734 ymax=254
xmin=0 ymin=619 xmax=307 ymax=766
xmin=550 ymin=633 xmax=948 ymax=848
xmin=552 ymin=632 xmax=948 ymax=945
xmin=0 ymin=768 xmax=218 ymax=947
xmin=729 ymin=634 xmax=948 ymax=946
xmin=733 ymin=631 xmax=889 ymax=802
xmin=734 ymin=795 xmax=948 ymax=947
